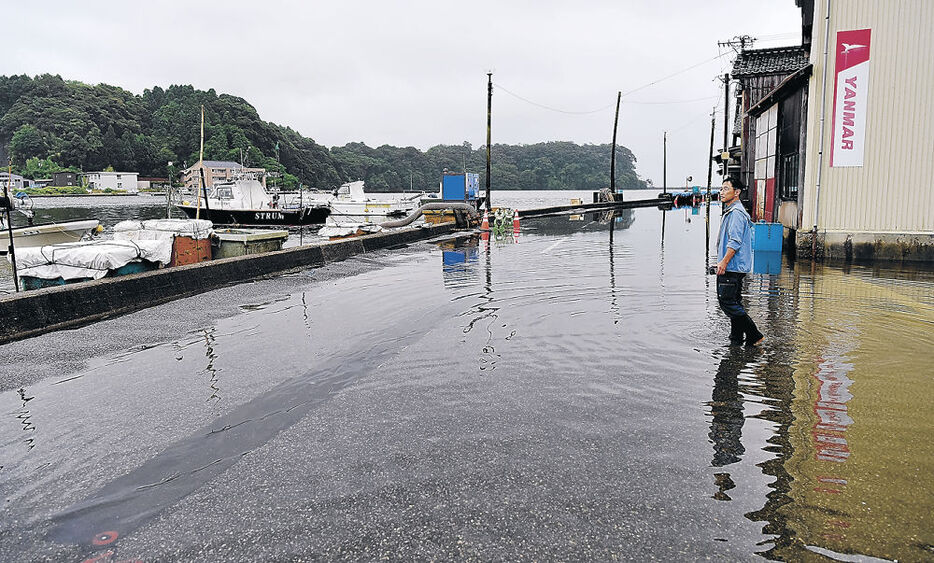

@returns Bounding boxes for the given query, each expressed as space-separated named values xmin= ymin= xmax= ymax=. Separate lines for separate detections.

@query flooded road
xmin=1 ymin=195 xmax=932 ymax=561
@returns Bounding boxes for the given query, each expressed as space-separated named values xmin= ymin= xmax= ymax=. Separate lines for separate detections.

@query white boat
xmin=1 ymin=192 xmax=101 ymax=254
xmin=2 ymin=219 xmax=101 ymax=255
xmin=175 ymin=172 xmax=330 ymax=226
xmin=326 ymin=181 xmax=422 ymax=225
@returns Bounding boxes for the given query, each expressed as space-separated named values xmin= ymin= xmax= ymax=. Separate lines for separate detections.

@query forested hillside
xmin=0 ymin=74 xmax=646 ymax=192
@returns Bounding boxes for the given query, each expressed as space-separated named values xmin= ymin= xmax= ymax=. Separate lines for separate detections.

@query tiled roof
xmin=202 ymin=160 xmax=243 ymax=168
xmin=732 ymin=46 xmax=808 ymax=78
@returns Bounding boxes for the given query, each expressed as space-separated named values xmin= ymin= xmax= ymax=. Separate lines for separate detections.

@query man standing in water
xmin=715 ymin=177 xmax=764 ymax=346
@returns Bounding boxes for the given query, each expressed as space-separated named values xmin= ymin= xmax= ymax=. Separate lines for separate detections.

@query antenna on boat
xmin=3 ymin=152 xmax=20 ymax=292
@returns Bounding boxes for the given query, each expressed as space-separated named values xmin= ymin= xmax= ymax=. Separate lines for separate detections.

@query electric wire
xmin=494 ymin=51 xmax=731 ymax=116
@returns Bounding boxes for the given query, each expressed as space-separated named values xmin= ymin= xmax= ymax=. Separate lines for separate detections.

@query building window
xmin=753 ymin=104 xmax=778 ymax=221
xmin=779 ymin=153 xmax=799 ymax=200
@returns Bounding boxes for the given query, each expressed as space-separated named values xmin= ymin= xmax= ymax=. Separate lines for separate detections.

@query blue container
xmin=442 ymin=172 xmax=479 ymax=201
xmin=752 ymin=222 xmax=783 ymax=252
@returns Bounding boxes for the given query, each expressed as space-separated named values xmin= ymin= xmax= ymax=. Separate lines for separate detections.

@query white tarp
xmin=114 ymin=219 xmax=213 ymax=241
xmin=15 ymin=239 xmax=173 ymax=281
xmin=317 ymin=223 xmax=382 ymax=238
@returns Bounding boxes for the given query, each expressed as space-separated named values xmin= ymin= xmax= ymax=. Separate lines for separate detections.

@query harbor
xmin=3 ymin=0 xmax=934 ymax=560
xmin=2 ymin=195 xmax=932 ymax=561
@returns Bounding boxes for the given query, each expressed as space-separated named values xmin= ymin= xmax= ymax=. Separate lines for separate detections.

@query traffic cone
xmin=479 ymin=210 xmax=490 ymax=231
xmin=512 ymin=209 xmax=520 ymax=234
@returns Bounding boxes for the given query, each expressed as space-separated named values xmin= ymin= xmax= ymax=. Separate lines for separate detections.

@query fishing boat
xmin=326 ymin=181 xmax=422 ymax=224
xmin=14 ymin=239 xmax=174 ymax=290
xmin=175 ymin=172 xmax=330 ymax=226
xmin=1 ymin=220 xmax=102 ymax=255
xmin=1 ymin=194 xmax=100 ymax=254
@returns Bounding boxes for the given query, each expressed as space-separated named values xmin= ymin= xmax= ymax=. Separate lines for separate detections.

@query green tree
xmin=9 ymin=124 xmax=46 ymax=164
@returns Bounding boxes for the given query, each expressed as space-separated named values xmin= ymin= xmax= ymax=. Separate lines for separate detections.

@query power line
xmin=494 ymin=83 xmax=614 ymax=115
xmin=619 ymin=52 xmax=731 ymax=98
xmin=625 ymin=94 xmax=718 ymax=105
xmin=494 ymin=51 xmax=730 ymax=116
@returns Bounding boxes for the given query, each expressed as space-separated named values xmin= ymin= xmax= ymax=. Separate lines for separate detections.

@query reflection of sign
xmin=812 ymin=356 xmax=854 ymax=462
xmin=831 ymin=29 xmax=871 ymax=167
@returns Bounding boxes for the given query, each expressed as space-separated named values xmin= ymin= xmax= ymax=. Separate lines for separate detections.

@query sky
xmin=4 ymin=0 xmax=801 ymax=187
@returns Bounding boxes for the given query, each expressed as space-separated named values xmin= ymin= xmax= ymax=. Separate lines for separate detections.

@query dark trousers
xmin=717 ymin=272 xmax=763 ymax=344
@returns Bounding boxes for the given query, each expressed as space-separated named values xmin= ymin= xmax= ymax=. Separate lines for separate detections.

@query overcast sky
xmin=5 ymin=0 xmax=801 ymax=187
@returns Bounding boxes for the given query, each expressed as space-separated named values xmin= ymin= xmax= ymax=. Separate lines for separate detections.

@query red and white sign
xmin=830 ymin=29 xmax=871 ymax=167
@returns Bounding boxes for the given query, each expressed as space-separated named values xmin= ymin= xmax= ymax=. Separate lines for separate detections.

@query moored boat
xmin=1 ymin=219 xmax=101 ymax=255
xmin=326 ymin=181 xmax=422 ymax=224
xmin=175 ymin=173 xmax=330 ymax=226
xmin=1 ymin=192 xmax=100 ymax=254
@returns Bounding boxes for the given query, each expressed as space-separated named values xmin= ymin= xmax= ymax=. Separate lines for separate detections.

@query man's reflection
xmin=708 ymin=345 xmax=757 ymax=500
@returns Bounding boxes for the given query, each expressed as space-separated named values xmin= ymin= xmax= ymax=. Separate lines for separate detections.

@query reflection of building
xmin=182 ymin=161 xmax=265 ymax=190
xmin=84 ymin=171 xmax=139 ymax=193
xmin=729 ymin=1 xmax=933 ymax=262
xmin=779 ymin=264 xmax=934 ymax=561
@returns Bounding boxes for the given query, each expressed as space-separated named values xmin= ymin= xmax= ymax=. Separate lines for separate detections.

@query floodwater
xmin=1 ymin=192 xmax=933 ymax=561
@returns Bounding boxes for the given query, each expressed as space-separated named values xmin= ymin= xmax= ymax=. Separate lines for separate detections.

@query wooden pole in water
xmin=610 ymin=91 xmax=621 ymax=201
xmin=707 ymin=109 xmax=715 ymax=198
xmin=3 ymin=155 xmax=20 ymax=292
xmin=662 ymin=131 xmax=667 ymax=194
xmin=485 ymin=72 xmax=492 ymax=213
xmin=706 ymin=108 xmax=715 ymax=268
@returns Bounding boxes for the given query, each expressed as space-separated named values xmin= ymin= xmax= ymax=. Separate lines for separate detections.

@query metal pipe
xmin=812 ymin=0 xmax=833 ymax=259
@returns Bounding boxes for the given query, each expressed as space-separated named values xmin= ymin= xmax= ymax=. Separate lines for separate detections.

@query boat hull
xmin=2 ymin=220 xmax=100 ymax=254
xmin=327 ymin=202 xmax=416 ymax=225
xmin=175 ymin=204 xmax=329 ymax=226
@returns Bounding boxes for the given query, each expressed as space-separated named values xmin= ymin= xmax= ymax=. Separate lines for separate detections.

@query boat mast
xmin=195 ymin=105 xmax=211 ymax=219
xmin=3 ymin=154 xmax=20 ymax=292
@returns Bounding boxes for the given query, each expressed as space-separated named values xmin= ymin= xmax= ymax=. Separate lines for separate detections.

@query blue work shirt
xmin=717 ymin=200 xmax=753 ymax=273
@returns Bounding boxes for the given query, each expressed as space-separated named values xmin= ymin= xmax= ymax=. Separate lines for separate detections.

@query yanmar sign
xmin=830 ymin=28 xmax=871 ymax=167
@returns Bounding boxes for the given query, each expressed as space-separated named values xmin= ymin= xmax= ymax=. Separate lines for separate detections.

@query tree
xmin=9 ymin=124 xmax=46 ymax=164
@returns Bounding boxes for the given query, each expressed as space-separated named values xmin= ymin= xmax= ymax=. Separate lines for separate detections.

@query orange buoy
xmin=512 ymin=209 xmax=520 ymax=234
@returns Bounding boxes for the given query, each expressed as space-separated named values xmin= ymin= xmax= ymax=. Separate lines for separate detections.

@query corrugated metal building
xmin=798 ymin=0 xmax=934 ymax=261
xmin=734 ymin=0 xmax=933 ymax=262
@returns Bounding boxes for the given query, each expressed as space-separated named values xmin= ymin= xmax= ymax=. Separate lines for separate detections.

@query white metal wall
xmin=802 ymin=0 xmax=934 ymax=234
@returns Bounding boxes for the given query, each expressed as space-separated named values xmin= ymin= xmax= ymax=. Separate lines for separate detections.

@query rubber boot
xmin=741 ymin=315 xmax=764 ymax=345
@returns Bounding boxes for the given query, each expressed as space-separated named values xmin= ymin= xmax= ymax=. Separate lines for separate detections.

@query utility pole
xmin=485 ymin=72 xmax=492 ymax=212
xmin=610 ymin=91 xmax=621 ymax=200
xmin=662 ymin=131 xmax=667 ymax=195
xmin=722 ymin=73 xmax=730 ymax=177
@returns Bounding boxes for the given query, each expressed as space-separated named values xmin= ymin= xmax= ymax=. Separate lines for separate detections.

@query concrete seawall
xmin=0 ymin=222 xmax=457 ymax=344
